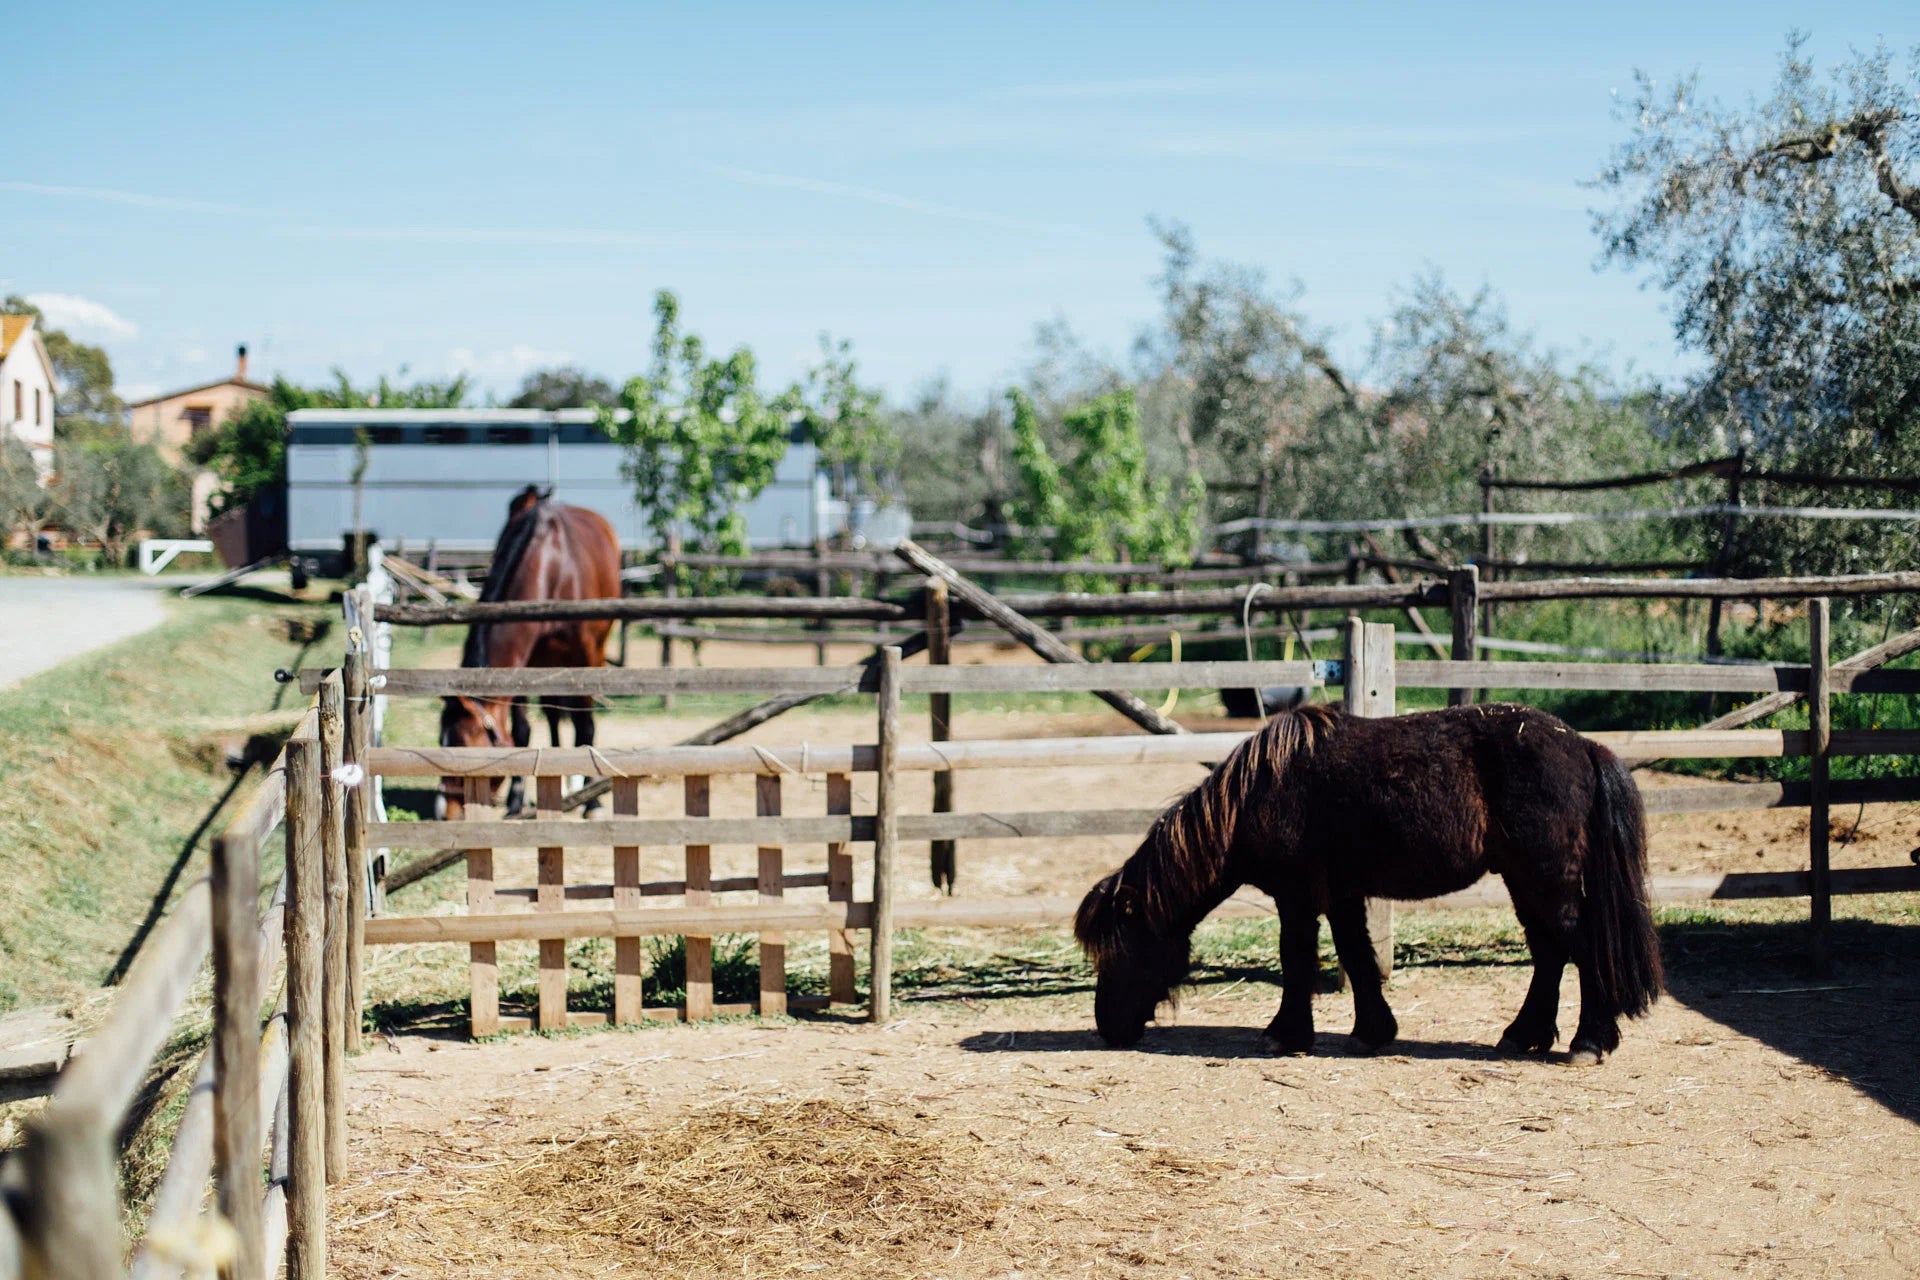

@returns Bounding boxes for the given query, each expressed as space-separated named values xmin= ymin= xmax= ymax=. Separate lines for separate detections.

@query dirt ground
xmin=332 ymin=966 xmax=1920 ymax=1279
xmin=334 ymin=639 xmax=1920 ymax=1278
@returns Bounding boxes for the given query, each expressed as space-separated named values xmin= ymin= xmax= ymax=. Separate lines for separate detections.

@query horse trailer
xmin=284 ymin=408 xmax=899 ymax=580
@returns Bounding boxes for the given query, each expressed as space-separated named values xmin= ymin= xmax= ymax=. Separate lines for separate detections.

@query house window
xmin=11 ymin=380 xmax=19 ymax=421
xmin=35 ymin=388 xmax=43 ymax=426
xmin=184 ymin=406 xmax=214 ymax=438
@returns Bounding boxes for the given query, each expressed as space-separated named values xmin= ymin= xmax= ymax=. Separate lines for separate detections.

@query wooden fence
xmin=1 ymin=682 xmax=353 ymax=1280
xmin=343 ymin=595 xmax=1920 ymax=1037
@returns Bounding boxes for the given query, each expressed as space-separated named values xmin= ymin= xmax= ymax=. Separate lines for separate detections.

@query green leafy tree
xmin=890 ymin=378 xmax=1009 ymax=525
xmin=1594 ymin=34 xmax=1920 ymax=574
xmin=1 ymin=436 xmax=51 ymax=553
xmin=792 ymin=335 xmax=895 ymax=502
xmin=51 ymin=439 xmax=187 ymax=565
xmin=190 ymin=370 xmax=471 ymax=518
xmin=599 ymin=291 xmax=793 ymax=580
xmin=508 ymin=366 xmax=620 ymax=410
xmin=1005 ymin=387 xmax=1205 ymax=582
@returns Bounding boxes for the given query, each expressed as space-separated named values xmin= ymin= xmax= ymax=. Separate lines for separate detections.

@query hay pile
xmin=492 ymin=1099 xmax=999 ymax=1272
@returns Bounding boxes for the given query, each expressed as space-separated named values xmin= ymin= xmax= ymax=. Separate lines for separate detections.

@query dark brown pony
xmin=1075 ymin=703 xmax=1662 ymax=1064
xmin=438 ymin=486 xmax=621 ymax=818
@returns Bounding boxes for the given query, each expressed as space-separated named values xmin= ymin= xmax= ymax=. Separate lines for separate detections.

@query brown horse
xmin=1075 ymin=703 xmax=1662 ymax=1064
xmin=438 ymin=486 xmax=621 ymax=818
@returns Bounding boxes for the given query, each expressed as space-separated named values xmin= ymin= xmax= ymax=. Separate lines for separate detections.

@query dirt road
xmin=0 ymin=576 xmax=173 ymax=689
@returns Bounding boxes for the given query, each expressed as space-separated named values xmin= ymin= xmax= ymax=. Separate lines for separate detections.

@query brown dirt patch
xmin=331 ymin=954 xmax=1920 ymax=1279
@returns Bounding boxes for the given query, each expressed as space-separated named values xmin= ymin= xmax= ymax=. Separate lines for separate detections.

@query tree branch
xmin=1753 ymin=109 xmax=1920 ymax=226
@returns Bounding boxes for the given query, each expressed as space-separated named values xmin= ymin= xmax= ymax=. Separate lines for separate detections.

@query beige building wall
xmin=129 ymin=378 xmax=269 ymax=463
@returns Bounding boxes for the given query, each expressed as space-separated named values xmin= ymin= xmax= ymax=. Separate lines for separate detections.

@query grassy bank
xmin=0 ymin=594 xmax=331 ymax=1011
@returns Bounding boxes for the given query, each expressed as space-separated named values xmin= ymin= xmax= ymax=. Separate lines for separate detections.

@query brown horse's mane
xmin=1131 ymin=703 xmax=1337 ymax=932
xmin=462 ymin=487 xmax=550 ymax=669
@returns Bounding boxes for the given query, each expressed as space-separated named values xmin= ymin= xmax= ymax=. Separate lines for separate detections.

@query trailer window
xmin=485 ymin=425 xmax=535 ymax=445
xmin=369 ymin=426 xmax=405 ymax=445
xmin=423 ymin=425 xmax=470 ymax=444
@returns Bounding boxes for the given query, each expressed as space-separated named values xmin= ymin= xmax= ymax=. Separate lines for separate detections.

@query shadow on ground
xmin=1659 ymin=915 xmax=1920 ymax=1124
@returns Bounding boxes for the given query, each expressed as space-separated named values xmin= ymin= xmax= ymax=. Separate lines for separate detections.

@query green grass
xmin=0 ymin=594 xmax=332 ymax=1010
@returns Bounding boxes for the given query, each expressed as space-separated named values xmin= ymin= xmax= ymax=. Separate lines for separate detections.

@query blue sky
xmin=5 ymin=4 xmax=1913 ymax=406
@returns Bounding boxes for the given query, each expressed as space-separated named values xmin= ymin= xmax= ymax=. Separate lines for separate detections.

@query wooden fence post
xmin=316 ymin=675 xmax=349 ymax=1179
xmin=1343 ymin=619 xmax=1397 ymax=982
xmin=661 ymin=534 xmax=680 ymax=709
xmin=684 ymin=776 xmax=713 ymax=1020
xmin=536 ymin=776 xmax=567 ymax=1032
xmin=826 ymin=772 xmax=855 ymax=1005
xmin=212 ymin=822 xmax=263 ymax=1280
xmin=871 ymin=646 xmax=902 ymax=1023
xmin=758 ymin=774 xmax=787 ymax=1017
xmin=1808 ymin=597 xmax=1832 ymax=976
xmin=465 ymin=776 xmax=500 ymax=1038
xmin=341 ymin=650 xmax=370 ymax=1055
xmin=612 ymin=778 xmax=643 ymax=1024
xmin=1448 ymin=565 xmax=1479 ymax=707
xmin=1478 ymin=466 xmax=1496 ymax=639
xmin=926 ymin=578 xmax=956 ymax=892
xmin=283 ymin=734 xmax=325 ymax=1280
xmin=18 ymin=1103 xmax=120 ymax=1280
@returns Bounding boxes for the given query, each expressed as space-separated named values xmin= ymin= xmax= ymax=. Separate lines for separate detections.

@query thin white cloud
xmin=991 ymin=74 xmax=1276 ymax=102
xmin=289 ymin=225 xmax=822 ymax=252
xmin=1 ymin=181 xmax=266 ymax=216
xmin=27 ymin=292 xmax=139 ymax=339
xmin=706 ymin=165 xmax=1062 ymax=234
xmin=448 ymin=344 xmax=575 ymax=381
xmin=1137 ymin=124 xmax=1550 ymax=160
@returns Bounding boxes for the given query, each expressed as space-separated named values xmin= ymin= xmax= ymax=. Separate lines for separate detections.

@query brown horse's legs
xmin=1263 ymin=900 xmax=1320 ymax=1054
xmin=1500 ymin=912 xmax=1568 ymax=1055
xmin=1327 ymin=895 xmax=1397 ymax=1053
xmin=1568 ymin=962 xmax=1623 ymax=1066
xmin=570 ymin=703 xmax=601 ymax=816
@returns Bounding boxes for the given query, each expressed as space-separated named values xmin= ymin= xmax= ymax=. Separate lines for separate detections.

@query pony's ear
xmin=1111 ymin=881 xmax=1142 ymax=917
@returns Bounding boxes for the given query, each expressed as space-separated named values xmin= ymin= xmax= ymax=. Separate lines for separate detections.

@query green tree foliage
xmin=508 ymin=366 xmax=619 ymax=410
xmin=1 ymin=295 xmax=125 ymax=440
xmin=189 ymin=370 xmax=471 ymax=517
xmin=1274 ymin=277 xmax=1675 ymax=564
xmin=792 ymin=335 xmax=895 ymax=502
xmin=1005 ymin=387 xmax=1205 ymax=577
xmin=1595 ymin=35 xmax=1920 ymax=573
xmin=599 ymin=291 xmax=792 ymax=575
xmin=890 ymin=378 xmax=1009 ymax=525
xmin=1133 ymin=221 xmax=1348 ymax=495
xmin=1 ymin=436 xmax=51 ymax=552
xmin=51 ymin=439 xmax=187 ymax=565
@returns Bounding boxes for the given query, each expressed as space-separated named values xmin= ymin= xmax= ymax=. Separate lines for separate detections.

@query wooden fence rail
xmin=4 ymin=687 xmax=352 ymax=1280
xmin=346 ymin=601 xmax=1919 ymax=1043
xmin=371 ymin=567 xmax=1920 ymax=631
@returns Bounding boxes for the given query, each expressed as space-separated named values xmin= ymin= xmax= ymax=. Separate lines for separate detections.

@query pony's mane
xmin=461 ymin=492 xmax=549 ymax=669
xmin=1132 ymin=703 xmax=1338 ymax=931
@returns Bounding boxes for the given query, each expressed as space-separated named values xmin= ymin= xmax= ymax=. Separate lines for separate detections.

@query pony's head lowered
xmin=1074 ymin=706 xmax=1335 ymax=1047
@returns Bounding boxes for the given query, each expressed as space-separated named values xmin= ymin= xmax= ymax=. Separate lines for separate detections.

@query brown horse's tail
xmin=1582 ymin=743 xmax=1663 ymax=1018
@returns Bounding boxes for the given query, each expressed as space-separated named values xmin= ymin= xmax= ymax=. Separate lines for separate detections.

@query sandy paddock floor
xmin=335 ymin=641 xmax=1920 ymax=1278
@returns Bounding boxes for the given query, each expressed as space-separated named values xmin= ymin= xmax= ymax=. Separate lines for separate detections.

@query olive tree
xmin=1595 ymin=35 xmax=1920 ymax=574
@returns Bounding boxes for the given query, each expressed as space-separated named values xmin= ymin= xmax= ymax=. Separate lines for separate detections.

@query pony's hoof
xmin=1498 ymin=1029 xmax=1557 ymax=1057
xmin=1347 ymin=1035 xmax=1382 ymax=1056
xmin=1262 ymin=1032 xmax=1314 ymax=1057
xmin=1565 ymin=1045 xmax=1605 ymax=1067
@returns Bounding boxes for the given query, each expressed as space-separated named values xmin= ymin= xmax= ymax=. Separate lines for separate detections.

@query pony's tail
xmin=1581 ymin=742 xmax=1663 ymax=1018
